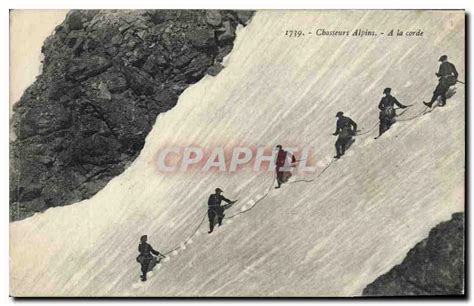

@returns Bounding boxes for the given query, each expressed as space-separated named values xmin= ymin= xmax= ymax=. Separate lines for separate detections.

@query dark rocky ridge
xmin=363 ymin=212 xmax=464 ymax=296
xmin=10 ymin=9 xmax=254 ymax=221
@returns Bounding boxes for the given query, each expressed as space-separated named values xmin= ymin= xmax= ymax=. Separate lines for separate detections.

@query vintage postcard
xmin=9 ymin=9 xmax=465 ymax=297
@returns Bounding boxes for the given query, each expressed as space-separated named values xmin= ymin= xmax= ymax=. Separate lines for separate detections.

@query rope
xmin=356 ymin=121 xmax=379 ymax=136
xmin=226 ymin=173 xmax=277 ymax=219
xmin=162 ymin=211 xmax=208 ymax=256
xmin=160 ymin=173 xmax=276 ymax=255
xmin=396 ymin=105 xmax=435 ymax=122
xmin=152 ymin=157 xmax=336 ymax=270
xmin=153 ymin=98 xmax=446 ymax=261
xmin=317 ymin=159 xmax=336 ymax=178
xmin=289 ymin=158 xmax=336 ymax=184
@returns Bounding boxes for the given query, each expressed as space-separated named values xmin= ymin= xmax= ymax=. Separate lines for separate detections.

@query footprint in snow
xmin=132 ymin=282 xmax=142 ymax=289
xmin=316 ymin=160 xmax=327 ymax=168
xmin=363 ymin=137 xmax=373 ymax=146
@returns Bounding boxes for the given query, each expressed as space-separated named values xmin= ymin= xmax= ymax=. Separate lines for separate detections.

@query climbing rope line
xmin=396 ymin=106 xmax=431 ymax=122
xmin=160 ymin=173 xmax=276 ymax=256
xmin=356 ymin=121 xmax=379 ymax=136
xmin=164 ymin=100 xmax=427 ymax=250
xmin=395 ymin=100 xmax=444 ymax=122
xmin=162 ymin=211 xmax=208 ymax=256
xmin=150 ymin=156 xmax=336 ymax=279
xmin=317 ymin=159 xmax=336 ymax=178
xmin=153 ymin=98 xmax=447 ymax=263
xmin=226 ymin=172 xmax=277 ymax=219
xmin=160 ymin=155 xmax=336 ymax=257
xmin=289 ymin=158 xmax=336 ymax=184
xmin=163 ymin=155 xmax=333 ymax=256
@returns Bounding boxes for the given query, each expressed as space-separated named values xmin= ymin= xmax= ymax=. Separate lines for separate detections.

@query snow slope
xmin=10 ymin=10 xmax=465 ymax=296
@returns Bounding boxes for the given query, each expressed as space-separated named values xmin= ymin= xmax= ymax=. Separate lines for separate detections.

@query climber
xmin=136 ymin=235 xmax=164 ymax=282
xmin=207 ymin=188 xmax=236 ymax=234
xmin=274 ymin=145 xmax=296 ymax=189
xmin=377 ymin=88 xmax=408 ymax=137
xmin=424 ymin=55 xmax=458 ymax=108
xmin=333 ymin=112 xmax=358 ymax=159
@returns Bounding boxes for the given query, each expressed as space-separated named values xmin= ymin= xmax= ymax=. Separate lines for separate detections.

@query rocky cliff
xmin=10 ymin=9 xmax=254 ymax=221
xmin=363 ymin=212 xmax=464 ymax=296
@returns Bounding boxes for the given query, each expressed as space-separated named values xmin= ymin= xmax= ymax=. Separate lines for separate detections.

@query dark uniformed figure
xmin=137 ymin=235 xmax=163 ymax=282
xmin=275 ymin=145 xmax=296 ymax=189
xmin=378 ymin=88 xmax=407 ymax=137
xmin=424 ymin=55 xmax=458 ymax=108
xmin=207 ymin=188 xmax=235 ymax=234
xmin=333 ymin=111 xmax=357 ymax=159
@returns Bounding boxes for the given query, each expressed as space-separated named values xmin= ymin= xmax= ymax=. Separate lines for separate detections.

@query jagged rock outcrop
xmin=363 ymin=213 xmax=464 ymax=296
xmin=10 ymin=9 xmax=254 ymax=221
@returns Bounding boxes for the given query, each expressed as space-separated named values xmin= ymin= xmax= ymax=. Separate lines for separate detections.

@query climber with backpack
xmin=424 ymin=55 xmax=459 ymax=108
xmin=333 ymin=111 xmax=358 ymax=159
xmin=377 ymin=88 xmax=408 ymax=137
xmin=136 ymin=235 xmax=164 ymax=282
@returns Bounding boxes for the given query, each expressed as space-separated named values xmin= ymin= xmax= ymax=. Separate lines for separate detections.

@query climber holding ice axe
xmin=376 ymin=87 xmax=409 ymax=138
xmin=207 ymin=188 xmax=237 ymax=234
xmin=136 ymin=235 xmax=165 ymax=282
xmin=333 ymin=112 xmax=358 ymax=159
xmin=424 ymin=55 xmax=459 ymax=108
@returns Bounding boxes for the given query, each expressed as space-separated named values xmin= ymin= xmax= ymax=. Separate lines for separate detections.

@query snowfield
xmin=10 ymin=10 xmax=464 ymax=296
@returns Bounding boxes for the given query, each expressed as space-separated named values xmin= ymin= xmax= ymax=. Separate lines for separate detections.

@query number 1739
xmin=285 ymin=30 xmax=304 ymax=38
